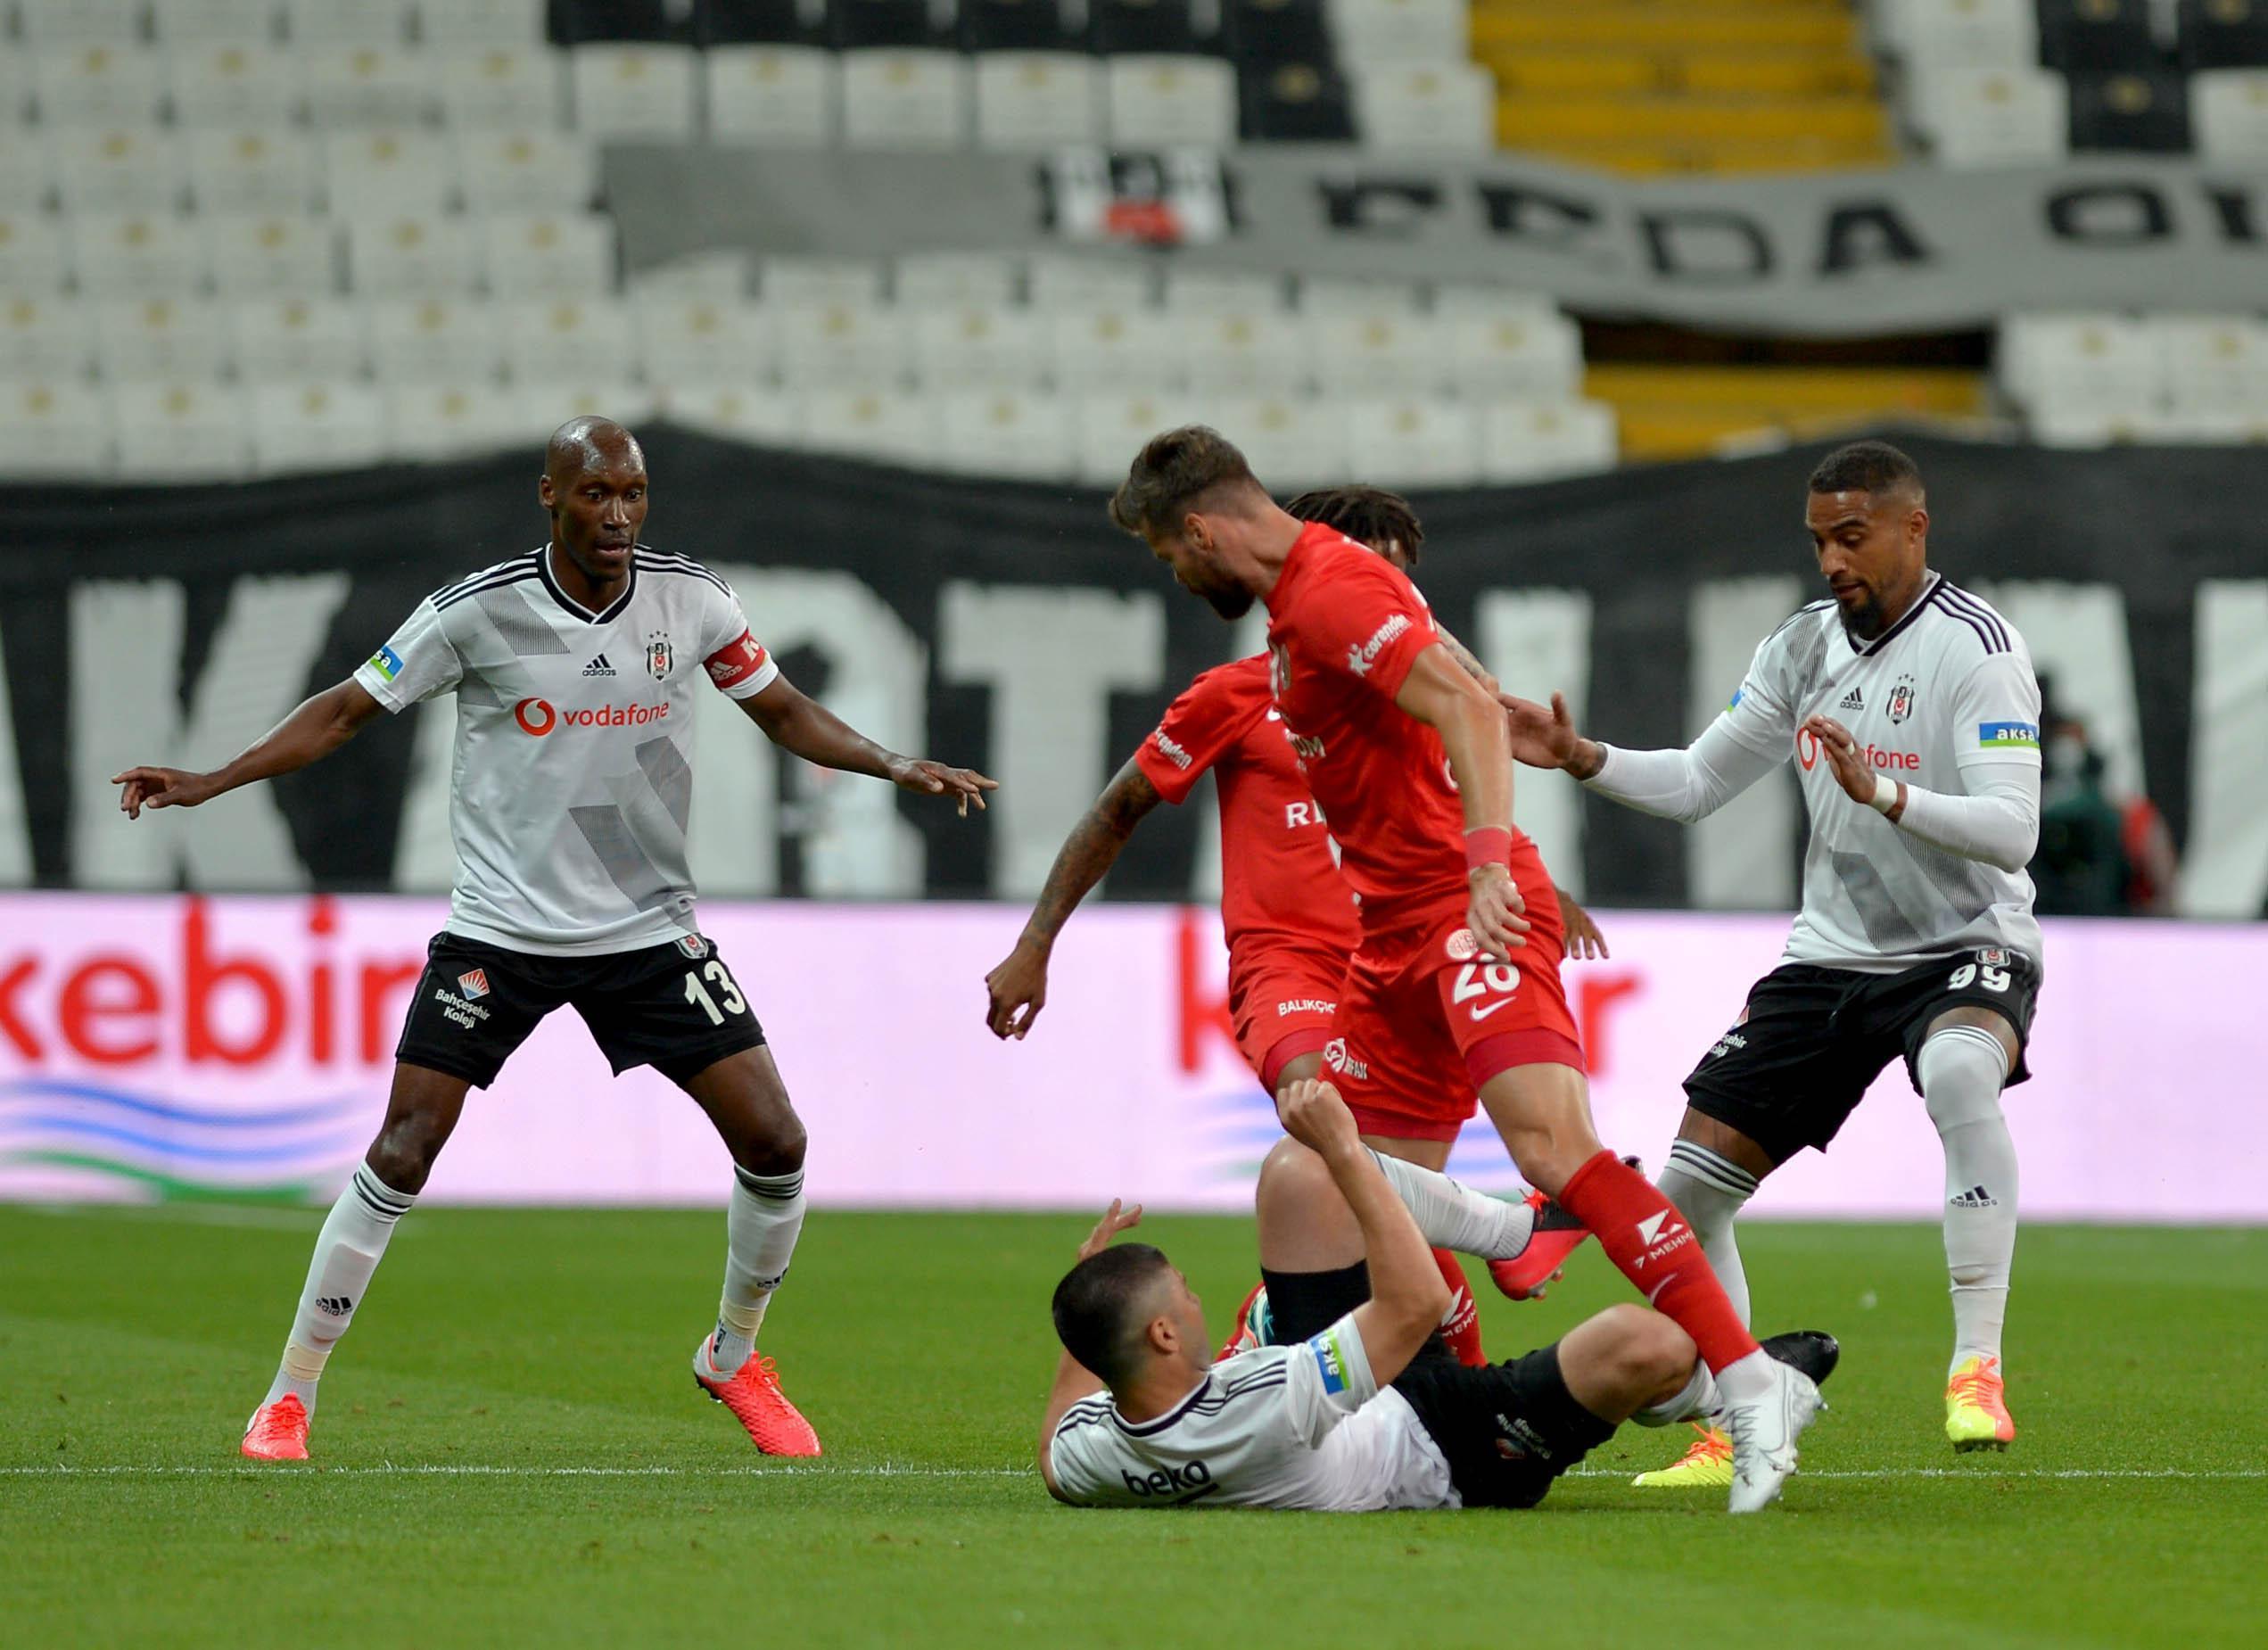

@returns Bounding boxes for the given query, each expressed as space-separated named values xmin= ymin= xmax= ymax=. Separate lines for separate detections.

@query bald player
xmin=114 ymin=420 xmax=994 ymax=1464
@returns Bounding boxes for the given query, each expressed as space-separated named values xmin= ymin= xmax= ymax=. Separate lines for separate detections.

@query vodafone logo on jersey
xmin=513 ymin=698 xmax=672 ymax=737
xmin=1795 ymin=727 xmax=1917 ymax=772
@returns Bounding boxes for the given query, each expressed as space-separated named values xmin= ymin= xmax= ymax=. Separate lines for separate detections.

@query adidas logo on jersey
xmin=1950 ymin=1184 xmax=1999 ymax=1209
xmin=583 ymin=654 xmax=617 ymax=678
xmin=1839 ymin=687 xmax=1865 ymax=712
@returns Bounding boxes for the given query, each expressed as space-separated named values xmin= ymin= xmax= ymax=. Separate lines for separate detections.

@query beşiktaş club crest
xmin=646 ymin=631 xmax=672 ymax=680
xmin=1888 ymin=673 xmax=1917 ymax=725
xmin=676 ymin=935 xmax=709 ymax=959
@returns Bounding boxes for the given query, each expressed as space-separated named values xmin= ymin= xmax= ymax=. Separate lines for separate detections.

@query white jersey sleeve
xmin=695 ymin=579 xmax=779 ymax=703
xmin=1581 ymin=619 xmax=1805 ymax=822
xmin=1720 ymin=619 xmax=1810 ymax=757
xmin=1949 ymin=650 xmax=2043 ymax=771
xmin=353 ymin=598 xmax=463 ymax=711
xmin=1279 ymin=1314 xmax=1381 ymax=1447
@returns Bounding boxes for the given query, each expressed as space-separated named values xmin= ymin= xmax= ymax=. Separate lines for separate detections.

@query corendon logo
xmin=1795 ymin=727 xmax=1917 ymax=771
xmin=514 ymin=697 xmax=672 ymax=737
xmin=1344 ymin=614 xmax=1411 ymax=678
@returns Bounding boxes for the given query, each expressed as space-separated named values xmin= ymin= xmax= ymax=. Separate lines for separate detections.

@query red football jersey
xmin=1266 ymin=522 xmax=1519 ymax=921
xmin=1132 ymin=653 xmax=1360 ymax=975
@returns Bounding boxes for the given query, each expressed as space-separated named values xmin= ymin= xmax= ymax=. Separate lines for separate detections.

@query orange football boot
xmin=693 ymin=1337 xmax=822 ymax=1456
xmin=1946 ymin=1355 xmax=2016 ymax=1451
xmin=241 ymin=1396 xmax=310 ymax=1461
xmin=1486 ymin=1190 xmax=1587 ymax=1300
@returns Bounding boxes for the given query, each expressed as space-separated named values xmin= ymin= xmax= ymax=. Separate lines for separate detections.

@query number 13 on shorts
xmin=683 ymin=958 xmax=750 ymax=1026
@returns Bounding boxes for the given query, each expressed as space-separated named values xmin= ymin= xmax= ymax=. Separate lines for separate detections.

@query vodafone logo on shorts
xmin=513 ymin=697 xmax=672 ymax=737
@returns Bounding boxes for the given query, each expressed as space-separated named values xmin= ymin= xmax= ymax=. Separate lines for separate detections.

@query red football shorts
xmin=1324 ymin=889 xmax=1586 ymax=1142
xmin=1227 ymin=948 xmax=1346 ymax=1094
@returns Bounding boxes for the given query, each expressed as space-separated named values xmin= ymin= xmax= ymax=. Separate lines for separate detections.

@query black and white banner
xmin=608 ymin=146 xmax=2268 ymax=335
xmin=2 ymin=430 xmax=2264 ymax=914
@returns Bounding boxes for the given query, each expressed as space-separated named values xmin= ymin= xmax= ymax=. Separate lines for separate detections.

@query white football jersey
xmin=354 ymin=544 xmax=778 ymax=956
xmin=1048 ymin=1314 xmax=1456 ymax=1512
xmin=1716 ymin=573 xmax=2042 ymax=972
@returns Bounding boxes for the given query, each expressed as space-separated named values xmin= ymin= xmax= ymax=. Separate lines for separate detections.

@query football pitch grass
xmin=3 ymin=1207 xmax=2260 ymax=1649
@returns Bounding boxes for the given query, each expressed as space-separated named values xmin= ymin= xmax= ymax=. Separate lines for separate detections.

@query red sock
xmin=1431 ymin=1248 xmax=1486 ymax=1367
xmin=1557 ymin=1150 xmax=1760 ymax=1374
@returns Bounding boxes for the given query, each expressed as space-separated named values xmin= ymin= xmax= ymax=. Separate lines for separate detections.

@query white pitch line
xmin=1570 ymin=1466 xmax=2267 ymax=1481
xmin=3 ymin=1464 xmax=2260 ymax=1481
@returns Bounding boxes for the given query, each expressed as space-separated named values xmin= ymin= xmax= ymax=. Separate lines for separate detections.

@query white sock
xmin=1365 ymin=1150 xmax=1535 ymax=1258
xmin=1656 ymin=1140 xmax=1757 ymax=1327
xmin=713 ymin=1164 xmax=805 ymax=1376
xmin=1920 ymin=1025 xmax=2019 ymax=1376
xmin=1633 ymin=1360 xmax=1721 ymax=1428
xmin=261 ymin=1162 xmax=414 ymax=1415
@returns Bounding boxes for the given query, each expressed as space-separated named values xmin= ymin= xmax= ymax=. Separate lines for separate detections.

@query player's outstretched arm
xmin=1037 ymin=1199 xmax=1145 ymax=1502
xmin=1393 ymin=643 xmax=1530 ymax=959
xmin=1274 ymin=1080 xmax=1451 ymax=1389
xmin=114 ymin=679 xmax=385 ymax=821
xmin=986 ymin=758 xmax=1163 ymax=1041
xmin=738 ymin=675 xmax=995 ymax=813
xmin=1502 ymin=689 xmax=1783 ymax=826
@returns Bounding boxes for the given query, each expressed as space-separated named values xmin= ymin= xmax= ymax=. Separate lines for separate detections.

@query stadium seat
xmin=303 ymin=45 xmax=433 ymax=128
xmin=1298 ymin=276 xmax=1423 ymax=315
xmin=95 ymin=297 xmax=233 ymax=379
xmin=1873 ymin=0 xmax=2038 ymax=69
xmin=285 ymin=0 xmax=414 ymax=45
xmin=1328 ymin=0 xmax=1468 ymax=66
xmin=250 ymin=381 xmax=389 ymax=473
xmin=169 ymin=45 xmax=305 ymax=128
xmin=830 ymin=0 xmax=939 ymax=49
xmin=1089 ymin=0 xmax=1205 ymax=57
xmin=383 ymin=381 xmax=526 ymax=458
xmin=773 ymin=300 xmax=911 ymax=388
xmin=72 ymin=213 xmax=210 ymax=298
xmin=33 ymin=47 xmax=170 ymax=126
xmin=229 ymin=295 xmax=370 ymax=379
xmin=423 ymin=0 xmax=553 ymax=48
xmin=2037 ymin=0 xmax=2160 ymax=72
xmin=698 ymin=0 xmax=817 ymax=46
xmin=1239 ymin=62 xmax=1356 ymax=142
xmin=2150 ymin=314 xmax=2268 ymax=413
xmin=367 ymin=297 xmax=510 ymax=380
xmin=627 ymin=249 xmax=751 ymax=300
xmin=961 ymin=0 xmax=1073 ymax=51
xmin=510 ymin=380 xmax=661 ymax=436
xmin=54 ymin=128 xmax=186 ymax=214
xmin=439 ymin=47 xmax=569 ymax=129
xmin=569 ymin=45 xmax=703 ymax=138
xmin=187 ymin=129 xmax=324 ymax=216
xmin=501 ymin=298 xmax=640 ymax=385
xmin=1159 ymin=268 xmax=1289 ymax=314
xmin=1052 ymin=306 xmax=1182 ymax=392
xmin=0 ymin=135 xmax=52 ymax=214
xmin=1343 ymin=398 xmax=1478 ymax=486
xmin=2068 ymin=70 xmax=2193 ymax=151
xmin=204 ymin=212 xmax=341 ymax=294
xmin=760 ymin=254 xmax=888 ymax=304
xmin=1908 ymin=66 xmax=2072 ymax=167
xmin=1074 ymin=390 xmax=1203 ymax=483
xmin=113 ymin=381 xmax=254 ymax=480
xmin=1998 ymin=313 xmax=2158 ymax=415
xmin=839 ymin=49 xmax=970 ymax=147
xmin=2182 ymin=0 xmax=2268 ymax=68
xmin=483 ymin=213 xmax=619 ymax=297
xmin=912 ymin=302 xmax=1053 ymax=391
xmin=933 ymin=388 xmax=1078 ymax=479
xmin=346 ymin=215 xmax=483 ymax=296
xmin=637 ymin=298 xmax=778 ymax=384
xmin=1439 ymin=310 xmax=1583 ymax=400
xmin=705 ymin=45 xmax=838 ymax=144
xmin=1351 ymin=63 xmax=1494 ymax=151
xmin=1028 ymin=253 xmax=1152 ymax=310
xmin=801 ymin=386 xmax=936 ymax=463
xmin=555 ymin=0 xmax=695 ymax=43
xmin=895 ymin=251 xmax=1022 ymax=306
xmin=1431 ymin=282 xmax=1557 ymax=318
xmin=15 ymin=0 xmax=142 ymax=46
xmin=2193 ymin=68 xmax=2268 ymax=157
xmin=1307 ymin=308 xmax=1446 ymax=397
xmin=0 ymin=295 xmax=95 ymax=378
xmin=659 ymin=381 xmax=804 ymax=442
xmin=458 ymin=129 xmax=601 ymax=215
xmin=0 ymin=53 xmax=29 ymax=124
xmin=1104 ymin=54 xmax=1239 ymax=148
xmin=0 ymin=379 xmax=112 ymax=479
xmin=324 ymin=130 xmax=460 ymax=218
xmin=1208 ymin=393 xmax=1346 ymax=486
xmin=973 ymin=52 xmax=1103 ymax=148
xmin=152 ymin=0 xmax=285 ymax=44
xmin=1224 ymin=0 xmax=1333 ymax=63
xmin=0 ymin=214 xmax=71 ymax=293
xmin=1478 ymin=399 xmax=1619 ymax=482
xmin=1180 ymin=308 xmax=1308 ymax=395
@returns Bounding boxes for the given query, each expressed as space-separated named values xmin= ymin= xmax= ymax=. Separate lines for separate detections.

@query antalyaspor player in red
xmin=984 ymin=486 xmax=1605 ymax=1365
xmin=1106 ymin=427 xmax=1826 ymax=1514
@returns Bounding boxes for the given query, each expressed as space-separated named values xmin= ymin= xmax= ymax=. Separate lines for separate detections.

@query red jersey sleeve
xmin=1132 ymin=657 xmax=1272 ymax=805
xmin=1293 ymin=549 xmax=1440 ymax=701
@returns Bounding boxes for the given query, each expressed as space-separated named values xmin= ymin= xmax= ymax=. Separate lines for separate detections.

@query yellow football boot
xmin=1945 ymin=1355 xmax=2016 ymax=1452
xmin=1632 ymin=1422 xmax=1733 ymax=1488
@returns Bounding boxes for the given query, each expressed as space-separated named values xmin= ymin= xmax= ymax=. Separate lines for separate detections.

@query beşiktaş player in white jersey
xmin=112 ymin=419 xmax=995 ymax=1464
xmin=1501 ymin=441 xmax=2042 ymax=1475
xmin=1038 ymin=1079 xmax=1839 ymax=1514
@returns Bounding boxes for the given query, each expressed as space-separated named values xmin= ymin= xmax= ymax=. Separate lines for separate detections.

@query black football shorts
xmin=1393 ymin=1342 xmax=1617 ymax=1510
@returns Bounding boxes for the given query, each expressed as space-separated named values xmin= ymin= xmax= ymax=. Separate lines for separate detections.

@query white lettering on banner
xmin=2184 ymin=582 xmax=2268 ymax=919
xmin=940 ymin=583 xmax=1164 ymax=897
xmin=70 ymin=575 xmax=351 ymax=891
xmin=0 ymin=623 xmax=28 ymax=883
xmin=1970 ymin=582 xmax=2141 ymax=799
xmin=1477 ymin=588 xmax=1593 ymax=898
xmin=1689 ymin=577 xmax=1802 ymax=911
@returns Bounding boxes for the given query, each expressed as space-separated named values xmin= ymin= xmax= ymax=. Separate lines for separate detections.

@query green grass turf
xmin=2 ymin=1207 xmax=2261 ymax=1649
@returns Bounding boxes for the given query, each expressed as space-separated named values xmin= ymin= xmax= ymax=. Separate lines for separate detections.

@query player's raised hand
xmin=112 ymin=766 xmax=218 ymax=821
xmin=888 ymin=757 xmax=998 ymax=816
xmin=1076 ymin=1198 xmax=1143 ymax=1261
xmin=1497 ymin=690 xmax=1583 ymax=771
xmin=1274 ymin=1077 xmax=1362 ymax=1161
xmin=1802 ymin=714 xmax=1879 ymax=804
xmin=1555 ymin=887 xmax=1610 ymax=960
xmin=1466 ymin=864 xmax=1530 ymax=961
xmin=984 ymin=941 xmax=1049 ymax=1040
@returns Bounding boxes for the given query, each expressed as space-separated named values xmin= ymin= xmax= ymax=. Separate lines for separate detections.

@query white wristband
xmin=1869 ymin=773 xmax=1900 ymax=814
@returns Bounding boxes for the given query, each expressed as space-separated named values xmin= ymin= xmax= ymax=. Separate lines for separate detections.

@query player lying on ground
xmin=1499 ymin=441 xmax=2041 ymax=1479
xmin=1038 ymin=1078 xmax=1837 ymax=1513
xmin=1109 ymin=425 xmax=1820 ymax=1512
xmin=986 ymin=485 xmax=1605 ymax=1367
xmin=113 ymin=418 xmax=994 ymax=1463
